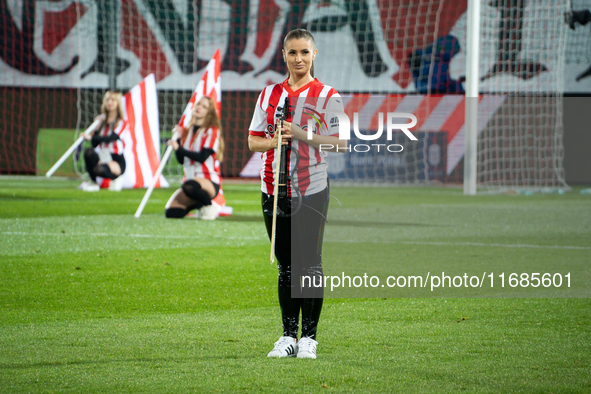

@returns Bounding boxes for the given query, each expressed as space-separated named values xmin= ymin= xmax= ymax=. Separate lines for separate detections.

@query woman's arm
xmin=248 ymin=129 xmax=290 ymax=152
xmin=168 ymin=125 xmax=184 ymax=161
xmin=279 ymin=121 xmax=347 ymax=152
xmin=168 ymin=126 xmax=216 ymax=163
xmin=80 ymin=115 xmax=105 ymax=144
xmin=248 ymin=135 xmax=274 ymax=152
xmin=175 ymin=143 xmax=214 ymax=163
xmin=90 ymin=132 xmax=119 ymax=147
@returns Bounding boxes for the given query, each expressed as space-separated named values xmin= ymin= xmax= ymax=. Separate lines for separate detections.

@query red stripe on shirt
xmin=263 ymin=148 xmax=275 ymax=195
xmin=267 ymin=84 xmax=284 ymax=127
xmin=112 ymin=123 xmax=120 ymax=154
xmin=259 ymin=86 xmax=267 ymax=110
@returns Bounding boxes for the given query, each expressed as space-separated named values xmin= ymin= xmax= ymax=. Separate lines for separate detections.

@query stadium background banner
xmin=0 ymin=0 xmax=585 ymax=181
xmin=1 ymin=0 xmax=589 ymax=91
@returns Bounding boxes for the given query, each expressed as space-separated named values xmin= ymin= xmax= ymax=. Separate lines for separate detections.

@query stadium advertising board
xmin=241 ymin=94 xmax=506 ymax=180
xmin=326 ymin=131 xmax=447 ymax=183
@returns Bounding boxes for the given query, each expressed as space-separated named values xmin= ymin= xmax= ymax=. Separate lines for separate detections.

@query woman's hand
xmin=172 ymin=125 xmax=183 ymax=137
xmin=167 ymin=138 xmax=180 ymax=151
xmin=167 ymin=126 xmax=184 ymax=151
xmin=274 ymin=121 xmax=293 ymax=147
xmin=81 ymin=114 xmax=105 ymax=140
xmin=283 ymin=121 xmax=308 ymax=142
xmin=247 ymin=122 xmax=294 ymax=152
xmin=282 ymin=120 xmax=347 ymax=152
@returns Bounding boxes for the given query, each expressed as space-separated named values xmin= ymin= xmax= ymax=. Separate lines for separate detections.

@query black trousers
xmin=262 ymin=186 xmax=329 ymax=340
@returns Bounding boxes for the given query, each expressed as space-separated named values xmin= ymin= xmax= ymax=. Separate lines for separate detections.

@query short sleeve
xmin=248 ymin=91 xmax=267 ymax=137
xmin=321 ymin=91 xmax=344 ymax=137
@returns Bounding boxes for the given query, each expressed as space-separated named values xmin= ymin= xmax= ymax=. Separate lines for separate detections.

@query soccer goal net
xmin=0 ymin=0 xmax=579 ymax=192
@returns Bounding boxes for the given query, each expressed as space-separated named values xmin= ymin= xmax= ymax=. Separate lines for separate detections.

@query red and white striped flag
xmin=179 ymin=50 xmax=231 ymax=217
xmin=179 ymin=50 xmax=221 ymax=127
xmin=98 ymin=74 xmax=169 ymax=189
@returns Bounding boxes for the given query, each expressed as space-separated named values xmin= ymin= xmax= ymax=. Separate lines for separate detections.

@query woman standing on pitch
xmin=165 ymin=96 xmax=223 ymax=220
xmin=248 ymin=28 xmax=346 ymax=359
xmin=81 ymin=90 xmax=128 ymax=192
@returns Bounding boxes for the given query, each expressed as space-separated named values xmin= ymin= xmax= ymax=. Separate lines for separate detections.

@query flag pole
xmin=134 ymin=132 xmax=178 ymax=218
xmin=134 ymin=50 xmax=221 ymax=218
xmin=46 ymin=119 xmax=102 ymax=178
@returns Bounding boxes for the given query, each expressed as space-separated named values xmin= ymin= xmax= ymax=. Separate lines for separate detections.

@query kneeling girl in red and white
xmin=165 ymin=96 xmax=224 ymax=220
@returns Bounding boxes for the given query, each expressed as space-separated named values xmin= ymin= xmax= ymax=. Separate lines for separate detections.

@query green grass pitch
xmin=0 ymin=177 xmax=590 ymax=393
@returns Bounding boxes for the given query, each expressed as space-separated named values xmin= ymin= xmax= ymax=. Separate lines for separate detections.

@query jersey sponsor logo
xmin=266 ymin=124 xmax=274 ymax=137
xmin=301 ymin=106 xmax=329 ymax=138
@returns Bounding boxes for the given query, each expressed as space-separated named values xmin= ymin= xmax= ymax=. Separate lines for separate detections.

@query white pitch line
xmin=0 ymin=231 xmax=263 ymax=241
xmin=403 ymin=241 xmax=590 ymax=250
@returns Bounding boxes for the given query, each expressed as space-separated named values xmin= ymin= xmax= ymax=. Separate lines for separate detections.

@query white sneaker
xmin=83 ymin=182 xmax=100 ymax=192
xmin=297 ymin=337 xmax=318 ymax=359
xmin=108 ymin=176 xmax=123 ymax=192
xmin=267 ymin=336 xmax=298 ymax=358
xmin=199 ymin=204 xmax=218 ymax=221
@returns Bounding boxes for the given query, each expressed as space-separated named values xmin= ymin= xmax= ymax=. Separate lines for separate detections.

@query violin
xmin=275 ymin=97 xmax=301 ymax=217
xmin=269 ymin=96 xmax=301 ymax=263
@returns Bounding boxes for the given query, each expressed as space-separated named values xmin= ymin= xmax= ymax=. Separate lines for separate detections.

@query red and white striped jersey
xmin=182 ymin=126 xmax=221 ymax=185
xmin=249 ymin=78 xmax=343 ymax=196
xmin=96 ymin=119 xmax=128 ymax=155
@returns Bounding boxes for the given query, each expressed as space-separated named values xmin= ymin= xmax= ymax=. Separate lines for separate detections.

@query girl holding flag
xmin=81 ymin=89 xmax=128 ymax=192
xmin=248 ymin=29 xmax=346 ymax=359
xmin=164 ymin=96 xmax=224 ymax=220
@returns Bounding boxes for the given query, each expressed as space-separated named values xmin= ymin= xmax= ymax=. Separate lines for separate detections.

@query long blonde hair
xmin=99 ymin=90 xmax=124 ymax=129
xmin=283 ymin=28 xmax=316 ymax=78
xmin=181 ymin=96 xmax=225 ymax=162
